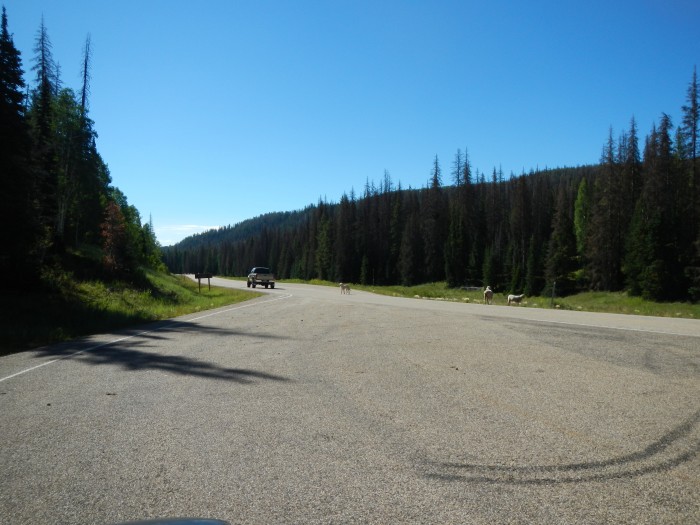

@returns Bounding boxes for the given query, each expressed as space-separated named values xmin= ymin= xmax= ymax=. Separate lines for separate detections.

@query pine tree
xmin=101 ymin=201 xmax=128 ymax=275
xmin=680 ymin=68 xmax=700 ymax=298
xmin=399 ymin=200 xmax=422 ymax=286
xmin=462 ymin=148 xmax=473 ymax=186
xmin=621 ymin=118 xmax=642 ymax=229
xmin=508 ymin=175 xmax=530 ymax=292
xmin=334 ymin=192 xmax=357 ymax=283
xmin=0 ymin=7 xmax=24 ymax=120
xmin=315 ymin=215 xmax=332 ymax=280
xmin=451 ymin=148 xmax=463 ymax=186
xmin=444 ymin=199 xmax=465 ymax=287
xmin=588 ymin=129 xmax=624 ymax=290
xmin=524 ymin=235 xmax=541 ymax=296
xmin=28 ymin=17 xmax=59 ymax=254
xmin=545 ymin=183 xmax=577 ymax=296
xmin=421 ymin=155 xmax=446 ymax=281
xmin=0 ymin=7 xmax=37 ymax=279
xmin=141 ymin=214 xmax=163 ymax=270
xmin=388 ymin=185 xmax=403 ymax=284
xmin=68 ymin=33 xmax=112 ymax=248
xmin=79 ymin=34 xmax=91 ymax=112
xmin=624 ymin=115 xmax=685 ymax=299
xmin=573 ymin=178 xmax=590 ymax=260
xmin=681 ymin=67 xmax=698 ymax=185
xmin=54 ymin=88 xmax=84 ymax=240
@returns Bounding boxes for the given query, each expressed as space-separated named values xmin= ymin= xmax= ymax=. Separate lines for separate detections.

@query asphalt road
xmin=1 ymin=278 xmax=699 ymax=524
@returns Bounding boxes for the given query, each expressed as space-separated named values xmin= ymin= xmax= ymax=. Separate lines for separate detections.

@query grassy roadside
xmin=283 ymin=279 xmax=700 ymax=320
xmin=6 ymin=273 xmax=694 ymax=357
xmin=0 ymin=270 xmax=260 ymax=356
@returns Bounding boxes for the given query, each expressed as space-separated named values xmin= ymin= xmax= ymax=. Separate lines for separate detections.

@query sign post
xmin=194 ymin=273 xmax=213 ymax=292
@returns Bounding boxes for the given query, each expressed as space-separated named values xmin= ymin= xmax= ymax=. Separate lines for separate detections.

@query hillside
xmin=162 ymin=69 xmax=700 ymax=303
xmin=162 ymin=131 xmax=699 ymax=303
xmin=172 ymin=209 xmax=313 ymax=250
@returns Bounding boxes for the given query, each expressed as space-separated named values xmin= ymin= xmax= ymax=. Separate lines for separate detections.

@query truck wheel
xmin=271 ymin=283 xmax=275 ymax=289
xmin=247 ymin=281 xmax=251 ymax=288
xmin=264 ymin=284 xmax=268 ymax=289
xmin=252 ymin=283 xmax=256 ymax=288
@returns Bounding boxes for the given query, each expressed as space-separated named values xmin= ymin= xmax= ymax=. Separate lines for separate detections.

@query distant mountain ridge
xmin=171 ymin=208 xmax=313 ymax=250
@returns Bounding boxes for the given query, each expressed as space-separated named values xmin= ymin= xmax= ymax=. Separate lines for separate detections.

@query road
xmin=1 ymin=278 xmax=699 ymax=524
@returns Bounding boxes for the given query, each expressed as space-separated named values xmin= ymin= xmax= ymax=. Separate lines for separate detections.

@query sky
xmin=4 ymin=1 xmax=699 ymax=246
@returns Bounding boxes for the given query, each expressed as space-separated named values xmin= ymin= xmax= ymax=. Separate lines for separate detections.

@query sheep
xmin=507 ymin=293 xmax=525 ymax=305
xmin=339 ymin=282 xmax=350 ymax=294
xmin=483 ymin=286 xmax=493 ymax=305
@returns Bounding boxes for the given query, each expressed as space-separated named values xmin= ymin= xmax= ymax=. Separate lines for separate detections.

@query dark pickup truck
xmin=247 ymin=267 xmax=275 ymax=289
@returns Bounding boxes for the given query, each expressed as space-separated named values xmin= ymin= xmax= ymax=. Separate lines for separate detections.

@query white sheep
xmin=483 ymin=286 xmax=494 ymax=305
xmin=507 ymin=293 xmax=525 ymax=305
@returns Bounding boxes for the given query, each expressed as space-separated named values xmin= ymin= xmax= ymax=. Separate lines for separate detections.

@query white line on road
xmin=0 ymin=293 xmax=293 ymax=384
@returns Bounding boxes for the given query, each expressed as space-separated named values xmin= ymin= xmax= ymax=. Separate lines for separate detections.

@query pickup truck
xmin=247 ymin=267 xmax=276 ymax=288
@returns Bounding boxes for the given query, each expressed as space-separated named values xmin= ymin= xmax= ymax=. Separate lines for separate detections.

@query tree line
xmin=164 ymin=69 xmax=699 ymax=302
xmin=0 ymin=7 xmax=162 ymax=288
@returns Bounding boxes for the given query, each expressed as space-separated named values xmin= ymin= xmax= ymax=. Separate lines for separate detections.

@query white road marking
xmin=0 ymin=293 xmax=292 ymax=383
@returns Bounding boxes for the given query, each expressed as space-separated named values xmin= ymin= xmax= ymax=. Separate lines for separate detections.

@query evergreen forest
xmin=163 ymin=71 xmax=700 ymax=303
xmin=0 ymin=8 xmax=162 ymax=289
xmin=2 ymin=6 xmax=699 ymax=304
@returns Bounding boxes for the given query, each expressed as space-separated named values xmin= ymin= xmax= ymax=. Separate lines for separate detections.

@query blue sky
xmin=4 ymin=1 xmax=699 ymax=245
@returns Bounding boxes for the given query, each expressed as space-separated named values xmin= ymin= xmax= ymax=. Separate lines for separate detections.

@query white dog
xmin=507 ymin=293 xmax=525 ymax=305
xmin=340 ymin=283 xmax=350 ymax=294
xmin=483 ymin=286 xmax=493 ymax=305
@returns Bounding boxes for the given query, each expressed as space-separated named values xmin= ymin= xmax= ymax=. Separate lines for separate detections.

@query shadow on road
xmin=31 ymin=319 xmax=291 ymax=384
xmin=426 ymin=409 xmax=700 ymax=485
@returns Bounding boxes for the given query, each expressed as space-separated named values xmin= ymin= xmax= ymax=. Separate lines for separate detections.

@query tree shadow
xmin=31 ymin=319 xmax=291 ymax=384
xmin=424 ymin=409 xmax=700 ymax=485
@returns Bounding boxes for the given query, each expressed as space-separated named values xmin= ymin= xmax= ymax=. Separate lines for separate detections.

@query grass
xmin=284 ymin=279 xmax=700 ymax=320
xmin=4 ymin=272 xmax=696 ymax=357
xmin=547 ymin=291 xmax=698 ymax=318
xmin=0 ymin=269 xmax=261 ymax=356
